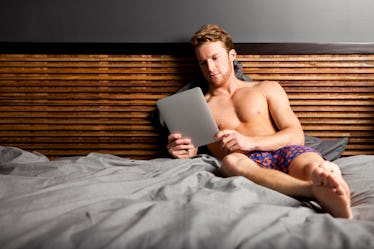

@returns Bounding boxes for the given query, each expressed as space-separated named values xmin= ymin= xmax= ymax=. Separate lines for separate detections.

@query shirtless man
xmin=167 ymin=24 xmax=352 ymax=219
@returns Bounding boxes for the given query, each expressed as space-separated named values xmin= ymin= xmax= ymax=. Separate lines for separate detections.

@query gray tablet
xmin=156 ymin=87 xmax=219 ymax=147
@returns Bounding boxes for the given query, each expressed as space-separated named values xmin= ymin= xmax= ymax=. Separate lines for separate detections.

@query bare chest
xmin=209 ymin=91 xmax=269 ymax=131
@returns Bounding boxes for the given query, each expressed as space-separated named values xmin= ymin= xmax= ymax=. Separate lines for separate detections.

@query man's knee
xmin=220 ymin=153 xmax=254 ymax=177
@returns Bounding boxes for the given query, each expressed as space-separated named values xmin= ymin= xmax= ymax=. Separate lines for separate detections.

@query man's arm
xmin=264 ymin=81 xmax=304 ymax=148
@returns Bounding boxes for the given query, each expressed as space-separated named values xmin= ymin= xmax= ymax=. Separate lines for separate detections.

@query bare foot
xmin=311 ymin=163 xmax=353 ymax=219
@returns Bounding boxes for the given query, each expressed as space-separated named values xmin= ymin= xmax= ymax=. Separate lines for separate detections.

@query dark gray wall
xmin=1 ymin=0 xmax=373 ymax=43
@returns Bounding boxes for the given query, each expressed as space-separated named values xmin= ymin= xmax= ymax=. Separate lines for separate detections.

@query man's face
xmin=195 ymin=41 xmax=236 ymax=86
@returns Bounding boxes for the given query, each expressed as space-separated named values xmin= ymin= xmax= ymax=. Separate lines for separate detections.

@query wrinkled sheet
xmin=0 ymin=146 xmax=373 ymax=249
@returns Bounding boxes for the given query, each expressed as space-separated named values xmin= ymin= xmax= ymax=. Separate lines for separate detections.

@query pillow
xmin=304 ymin=135 xmax=348 ymax=161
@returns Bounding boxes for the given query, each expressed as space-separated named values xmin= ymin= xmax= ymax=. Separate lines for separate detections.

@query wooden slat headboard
xmin=0 ymin=54 xmax=194 ymax=159
xmin=0 ymin=44 xmax=373 ymax=159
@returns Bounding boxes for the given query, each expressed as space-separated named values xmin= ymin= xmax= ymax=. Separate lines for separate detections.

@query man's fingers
xmin=168 ymin=133 xmax=182 ymax=143
xmin=168 ymin=134 xmax=193 ymax=146
xmin=215 ymin=130 xmax=234 ymax=140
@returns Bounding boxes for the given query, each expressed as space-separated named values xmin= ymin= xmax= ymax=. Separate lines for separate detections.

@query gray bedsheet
xmin=0 ymin=146 xmax=373 ymax=249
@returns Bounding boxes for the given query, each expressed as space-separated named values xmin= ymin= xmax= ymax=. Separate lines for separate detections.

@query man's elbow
xmin=287 ymin=127 xmax=304 ymax=146
xmin=295 ymin=130 xmax=305 ymax=146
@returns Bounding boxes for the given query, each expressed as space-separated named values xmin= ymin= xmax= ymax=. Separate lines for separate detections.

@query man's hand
xmin=215 ymin=130 xmax=255 ymax=154
xmin=167 ymin=133 xmax=198 ymax=159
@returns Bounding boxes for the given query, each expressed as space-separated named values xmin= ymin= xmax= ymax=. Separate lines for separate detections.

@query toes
xmin=312 ymin=166 xmax=340 ymax=189
xmin=321 ymin=171 xmax=330 ymax=186
xmin=312 ymin=167 xmax=323 ymax=185
xmin=327 ymin=175 xmax=346 ymax=195
xmin=319 ymin=161 xmax=342 ymax=175
xmin=326 ymin=174 xmax=338 ymax=188
xmin=316 ymin=168 xmax=329 ymax=186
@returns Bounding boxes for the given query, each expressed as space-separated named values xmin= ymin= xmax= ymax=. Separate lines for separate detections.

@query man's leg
xmin=220 ymin=152 xmax=352 ymax=218
xmin=220 ymin=152 xmax=315 ymax=198
xmin=289 ymin=152 xmax=352 ymax=219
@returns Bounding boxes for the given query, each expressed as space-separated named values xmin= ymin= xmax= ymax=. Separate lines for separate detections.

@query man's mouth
xmin=210 ymin=73 xmax=219 ymax=79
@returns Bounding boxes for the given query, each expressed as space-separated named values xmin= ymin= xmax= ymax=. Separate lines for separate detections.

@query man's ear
xmin=229 ymin=49 xmax=237 ymax=61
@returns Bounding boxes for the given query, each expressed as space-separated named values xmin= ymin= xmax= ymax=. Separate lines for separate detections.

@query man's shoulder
xmin=239 ymin=80 xmax=282 ymax=91
xmin=255 ymin=80 xmax=281 ymax=87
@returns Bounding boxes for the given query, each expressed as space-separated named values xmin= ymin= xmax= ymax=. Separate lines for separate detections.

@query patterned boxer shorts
xmin=247 ymin=145 xmax=318 ymax=173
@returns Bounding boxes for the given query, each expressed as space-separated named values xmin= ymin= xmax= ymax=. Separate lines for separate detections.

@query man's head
xmin=190 ymin=24 xmax=237 ymax=87
xmin=190 ymin=24 xmax=235 ymax=52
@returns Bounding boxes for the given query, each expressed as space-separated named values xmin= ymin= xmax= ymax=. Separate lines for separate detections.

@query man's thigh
xmin=220 ymin=152 xmax=262 ymax=177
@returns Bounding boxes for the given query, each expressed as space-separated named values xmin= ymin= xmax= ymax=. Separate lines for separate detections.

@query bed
xmin=0 ymin=145 xmax=374 ymax=249
xmin=0 ymin=43 xmax=374 ymax=248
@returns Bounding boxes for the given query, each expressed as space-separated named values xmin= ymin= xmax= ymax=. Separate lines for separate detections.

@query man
xmin=167 ymin=24 xmax=352 ymax=219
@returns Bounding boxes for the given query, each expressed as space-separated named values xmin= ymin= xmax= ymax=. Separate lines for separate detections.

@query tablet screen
xmin=156 ymin=87 xmax=219 ymax=147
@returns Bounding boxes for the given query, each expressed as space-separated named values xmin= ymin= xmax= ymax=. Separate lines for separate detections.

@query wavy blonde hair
xmin=190 ymin=24 xmax=234 ymax=52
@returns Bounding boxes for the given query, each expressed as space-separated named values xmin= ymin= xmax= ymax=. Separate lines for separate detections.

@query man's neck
xmin=208 ymin=77 xmax=243 ymax=97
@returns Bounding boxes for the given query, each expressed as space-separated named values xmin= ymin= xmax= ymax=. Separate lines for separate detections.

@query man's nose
xmin=207 ymin=60 xmax=215 ymax=72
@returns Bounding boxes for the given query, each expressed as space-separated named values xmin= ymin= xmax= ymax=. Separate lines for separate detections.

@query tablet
xmin=156 ymin=87 xmax=219 ymax=147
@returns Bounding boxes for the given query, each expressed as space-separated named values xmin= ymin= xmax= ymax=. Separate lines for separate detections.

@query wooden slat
xmin=0 ymin=53 xmax=373 ymax=159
